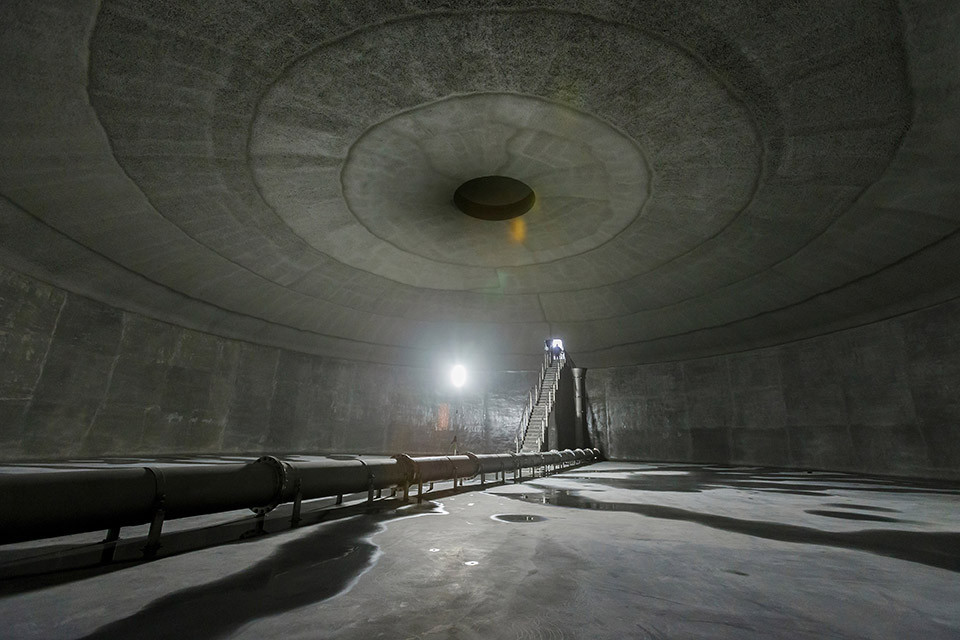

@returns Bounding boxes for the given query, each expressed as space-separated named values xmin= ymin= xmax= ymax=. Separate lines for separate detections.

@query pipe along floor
xmin=1 ymin=461 xmax=959 ymax=639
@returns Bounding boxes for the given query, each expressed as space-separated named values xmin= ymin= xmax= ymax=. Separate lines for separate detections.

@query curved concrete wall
xmin=3 ymin=2 xmax=960 ymax=371
xmin=585 ymin=298 xmax=960 ymax=481
xmin=0 ymin=266 xmax=530 ymax=461
xmin=5 ymin=258 xmax=959 ymax=480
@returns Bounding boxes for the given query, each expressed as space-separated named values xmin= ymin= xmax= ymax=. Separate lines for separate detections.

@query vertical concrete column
xmin=573 ymin=367 xmax=585 ymax=449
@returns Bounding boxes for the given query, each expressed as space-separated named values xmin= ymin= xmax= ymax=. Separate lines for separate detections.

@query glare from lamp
xmin=451 ymin=364 xmax=467 ymax=388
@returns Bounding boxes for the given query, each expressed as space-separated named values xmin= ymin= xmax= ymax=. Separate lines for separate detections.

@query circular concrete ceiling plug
xmin=454 ymin=175 xmax=536 ymax=221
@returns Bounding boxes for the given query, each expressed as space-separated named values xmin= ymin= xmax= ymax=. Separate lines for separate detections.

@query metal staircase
xmin=516 ymin=352 xmax=564 ymax=452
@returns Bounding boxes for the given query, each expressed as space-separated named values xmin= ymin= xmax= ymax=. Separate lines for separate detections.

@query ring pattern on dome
xmin=332 ymin=93 xmax=646 ymax=270
xmin=454 ymin=175 xmax=536 ymax=221
xmin=71 ymin=1 xmax=916 ymax=366
xmin=249 ymin=11 xmax=756 ymax=290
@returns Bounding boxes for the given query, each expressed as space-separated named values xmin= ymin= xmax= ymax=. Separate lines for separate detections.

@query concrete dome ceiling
xmin=1 ymin=1 xmax=959 ymax=369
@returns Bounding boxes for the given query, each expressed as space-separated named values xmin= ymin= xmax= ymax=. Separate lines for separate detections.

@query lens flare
xmin=509 ymin=218 xmax=526 ymax=243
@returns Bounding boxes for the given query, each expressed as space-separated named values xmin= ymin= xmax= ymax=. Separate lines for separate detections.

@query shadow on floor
xmin=79 ymin=501 xmax=445 ymax=640
xmin=565 ymin=465 xmax=960 ymax=497
xmin=506 ymin=488 xmax=960 ymax=572
xmin=0 ymin=482 xmax=478 ymax=596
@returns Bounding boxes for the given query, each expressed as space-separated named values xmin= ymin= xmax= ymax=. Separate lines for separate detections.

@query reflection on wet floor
xmin=561 ymin=465 xmax=960 ymax=496
xmin=804 ymin=509 xmax=909 ymax=523
xmin=78 ymin=501 xmax=446 ymax=640
xmin=2 ymin=461 xmax=960 ymax=640
xmin=820 ymin=502 xmax=901 ymax=512
xmin=500 ymin=465 xmax=960 ymax=573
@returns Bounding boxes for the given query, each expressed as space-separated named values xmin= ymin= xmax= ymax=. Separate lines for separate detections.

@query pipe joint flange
xmin=144 ymin=466 xmax=167 ymax=507
xmin=464 ymin=452 xmax=482 ymax=480
xmin=250 ymin=455 xmax=292 ymax=516
xmin=392 ymin=453 xmax=420 ymax=483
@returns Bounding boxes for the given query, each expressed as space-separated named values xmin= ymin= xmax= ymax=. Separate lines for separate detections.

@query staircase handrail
xmin=516 ymin=351 xmax=556 ymax=451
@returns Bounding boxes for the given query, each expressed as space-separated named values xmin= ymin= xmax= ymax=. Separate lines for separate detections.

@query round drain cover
xmin=491 ymin=514 xmax=547 ymax=523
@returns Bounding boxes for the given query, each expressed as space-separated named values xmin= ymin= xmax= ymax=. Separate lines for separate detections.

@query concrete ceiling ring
xmin=246 ymin=11 xmax=764 ymax=292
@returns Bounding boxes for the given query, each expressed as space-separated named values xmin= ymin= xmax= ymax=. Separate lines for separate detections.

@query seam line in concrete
xmin=19 ymin=292 xmax=67 ymax=424
xmin=83 ymin=311 xmax=127 ymax=447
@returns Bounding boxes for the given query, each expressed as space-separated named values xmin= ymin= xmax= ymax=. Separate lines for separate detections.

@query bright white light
xmin=451 ymin=364 xmax=467 ymax=388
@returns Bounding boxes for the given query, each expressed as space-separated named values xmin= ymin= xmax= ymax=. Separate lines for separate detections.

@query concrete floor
xmin=2 ymin=461 xmax=959 ymax=639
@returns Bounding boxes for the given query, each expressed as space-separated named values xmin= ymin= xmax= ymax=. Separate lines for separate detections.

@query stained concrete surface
xmin=6 ymin=263 xmax=960 ymax=483
xmin=2 ymin=2 xmax=959 ymax=368
xmin=586 ymin=295 xmax=960 ymax=481
xmin=2 ymin=461 xmax=958 ymax=639
xmin=0 ymin=266 xmax=531 ymax=461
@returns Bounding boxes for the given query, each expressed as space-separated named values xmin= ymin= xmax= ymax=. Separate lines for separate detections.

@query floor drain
xmin=491 ymin=514 xmax=547 ymax=523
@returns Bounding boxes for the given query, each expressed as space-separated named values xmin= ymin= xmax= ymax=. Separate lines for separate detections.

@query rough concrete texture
xmin=1 ymin=462 xmax=958 ymax=639
xmin=285 ymin=92 xmax=649 ymax=277
xmin=0 ymin=266 xmax=531 ymax=461
xmin=1 ymin=1 xmax=959 ymax=369
xmin=587 ymin=297 xmax=960 ymax=480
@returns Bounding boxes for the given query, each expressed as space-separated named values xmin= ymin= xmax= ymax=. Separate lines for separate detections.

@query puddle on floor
xmin=562 ymin=467 xmax=960 ymax=497
xmin=76 ymin=501 xmax=446 ymax=640
xmin=491 ymin=514 xmax=548 ymax=523
xmin=805 ymin=509 xmax=911 ymax=523
xmin=820 ymin=503 xmax=901 ymax=513
xmin=503 ymin=486 xmax=960 ymax=573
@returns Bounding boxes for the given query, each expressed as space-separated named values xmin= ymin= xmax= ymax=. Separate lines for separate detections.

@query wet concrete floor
xmin=2 ymin=462 xmax=959 ymax=639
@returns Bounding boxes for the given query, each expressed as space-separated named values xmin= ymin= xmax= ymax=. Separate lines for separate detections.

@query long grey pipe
xmin=0 ymin=448 xmax=600 ymax=545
